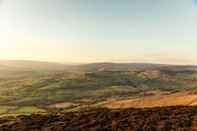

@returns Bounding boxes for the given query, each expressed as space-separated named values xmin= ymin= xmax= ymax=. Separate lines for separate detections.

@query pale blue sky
xmin=0 ymin=0 xmax=197 ymax=64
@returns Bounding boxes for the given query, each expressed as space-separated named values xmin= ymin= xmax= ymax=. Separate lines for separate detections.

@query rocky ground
xmin=0 ymin=106 xmax=196 ymax=131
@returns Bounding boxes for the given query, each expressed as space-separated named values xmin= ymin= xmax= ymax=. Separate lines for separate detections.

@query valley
xmin=0 ymin=61 xmax=197 ymax=116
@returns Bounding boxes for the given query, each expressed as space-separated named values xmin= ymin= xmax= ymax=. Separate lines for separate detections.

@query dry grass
xmin=104 ymin=90 xmax=197 ymax=109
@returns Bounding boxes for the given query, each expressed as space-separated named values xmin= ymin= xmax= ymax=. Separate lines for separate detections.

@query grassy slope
xmin=104 ymin=90 xmax=197 ymax=108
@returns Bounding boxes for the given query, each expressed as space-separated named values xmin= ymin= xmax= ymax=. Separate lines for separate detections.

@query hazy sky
xmin=0 ymin=0 xmax=197 ymax=64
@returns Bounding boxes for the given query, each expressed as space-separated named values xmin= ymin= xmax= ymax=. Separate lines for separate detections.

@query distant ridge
xmin=0 ymin=60 xmax=69 ymax=71
xmin=71 ymin=62 xmax=197 ymax=72
xmin=0 ymin=60 xmax=197 ymax=72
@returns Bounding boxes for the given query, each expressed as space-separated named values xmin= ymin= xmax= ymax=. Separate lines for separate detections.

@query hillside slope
xmin=104 ymin=90 xmax=197 ymax=108
xmin=0 ymin=60 xmax=69 ymax=71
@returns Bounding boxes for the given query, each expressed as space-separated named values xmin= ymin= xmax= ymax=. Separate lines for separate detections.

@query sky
xmin=0 ymin=0 xmax=197 ymax=64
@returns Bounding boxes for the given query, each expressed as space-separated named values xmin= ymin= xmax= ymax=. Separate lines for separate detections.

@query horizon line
xmin=0 ymin=59 xmax=197 ymax=66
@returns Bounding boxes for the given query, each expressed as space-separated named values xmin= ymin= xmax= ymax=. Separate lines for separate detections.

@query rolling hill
xmin=0 ymin=60 xmax=197 ymax=115
xmin=0 ymin=60 xmax=70 ymax=71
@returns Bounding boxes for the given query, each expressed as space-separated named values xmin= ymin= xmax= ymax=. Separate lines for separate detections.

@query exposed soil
xmin=0 ymin=106 xmax=197 ymax=131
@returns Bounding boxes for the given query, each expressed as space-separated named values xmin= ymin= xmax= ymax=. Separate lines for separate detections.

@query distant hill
xmin=158 ymin=65 xmax=197 ymax=71
xmin=71 ymin=63 xmax=168 ymax=72
xmin=0 ymin=60 xmax=69 ymax=71
xmin=1 ymin=60 xmax=197 ymax=72
xmin=71 ymin=62 xmax=197 ymax=72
